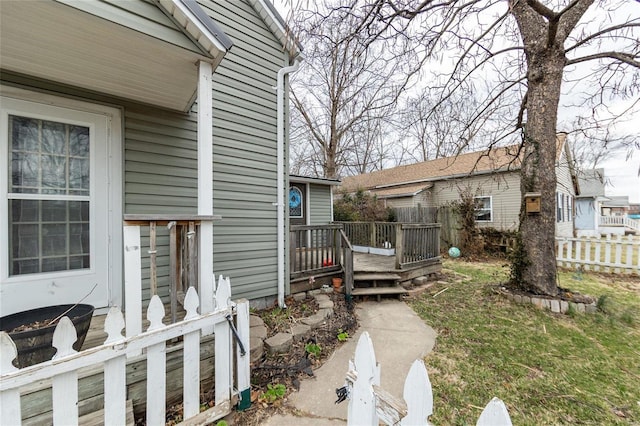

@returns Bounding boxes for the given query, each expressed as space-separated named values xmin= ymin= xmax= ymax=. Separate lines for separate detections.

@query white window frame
xmin=1 ymin=87 xmax=122 ymax=315
xmin=474 ymin=195 xmax=493 ymax=222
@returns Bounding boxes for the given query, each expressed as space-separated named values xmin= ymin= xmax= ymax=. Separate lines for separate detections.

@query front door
xmin=1 ymin=93 xmax=121 ymax=315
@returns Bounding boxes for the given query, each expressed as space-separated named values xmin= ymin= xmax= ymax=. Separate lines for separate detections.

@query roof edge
xmin=247 ymin=0 xmax=302 ymax=57
xmin=290 ymin=174 xmax=341 ymax=186
xmin=158 ymin=0 xmax=233 ymax=60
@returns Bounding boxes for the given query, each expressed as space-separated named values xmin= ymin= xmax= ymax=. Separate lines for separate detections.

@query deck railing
xmin=123 ymin=214 xmax=220 ymax=339
xmin=290 ymin=224 xmax=343 ymax=279
xmin=397 ymin=223 xmax=441 ymax=269
xmin=336 ymin=222 xmax=441 ymax=269
xmin=599 ymin=215 xmax=640 ymax=232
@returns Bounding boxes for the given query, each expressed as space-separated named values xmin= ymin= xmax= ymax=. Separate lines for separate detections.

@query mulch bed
xmin=162 ymin=291 xmax=358 ymax=425
xmin=234 ymin=291 xmax=358 ymax=424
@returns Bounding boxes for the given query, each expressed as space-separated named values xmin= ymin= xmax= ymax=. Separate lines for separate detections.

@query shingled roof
xmin=341 ymin=134 xmax=568 ymax=193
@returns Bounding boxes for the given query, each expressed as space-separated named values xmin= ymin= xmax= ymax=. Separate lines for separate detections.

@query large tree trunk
xmin=515 ymin=48 xmax=565 ymax=295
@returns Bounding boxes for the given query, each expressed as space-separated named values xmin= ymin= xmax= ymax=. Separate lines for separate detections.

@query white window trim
xmin=1 ymin=86 xmax=122 ymax=314
xmin=474 ymin=195 xmax=493 ymax=222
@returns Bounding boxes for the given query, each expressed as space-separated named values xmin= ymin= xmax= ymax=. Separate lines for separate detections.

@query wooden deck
xmin=353 ymin=252 xmax=442 ymax=284
xmin=349 ymin=251 xmax=441 ymax=300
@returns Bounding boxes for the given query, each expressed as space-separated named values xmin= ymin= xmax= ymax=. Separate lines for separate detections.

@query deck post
xmin=395 ymin=224 xmax=404 ymax=269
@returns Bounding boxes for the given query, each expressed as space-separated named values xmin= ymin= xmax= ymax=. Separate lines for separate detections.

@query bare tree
xmin=289 ymin=1 xmax=421 ymax=179
xmin=314 ymin=0 xmax=639 ymax=295
xmin=401 ymin=86 xmax=498 ymax=162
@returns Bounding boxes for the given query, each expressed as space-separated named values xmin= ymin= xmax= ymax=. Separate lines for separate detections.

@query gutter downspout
xmin=276 ymin=57 xmax=301 ymax=308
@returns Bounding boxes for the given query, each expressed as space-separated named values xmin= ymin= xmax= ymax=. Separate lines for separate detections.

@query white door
xmin=1 ymin=93 xmax=122 ymax=315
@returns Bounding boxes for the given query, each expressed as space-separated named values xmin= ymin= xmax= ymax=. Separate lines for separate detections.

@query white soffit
xmin=0 ymin=1 xmax=230 ymax=111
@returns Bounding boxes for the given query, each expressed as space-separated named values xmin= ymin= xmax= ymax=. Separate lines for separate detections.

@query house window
xmin=567 ymin=196 xmax=573 ymax=221
xmin=8 ymin=116 xmax=90 ymax=275
xmin=474 ymin=196 xmax=492 ymax=222
xmin=289 ymin=187 xmax=303 ymax=218
xmin=557 ymin=192 xmax=563 ymax=222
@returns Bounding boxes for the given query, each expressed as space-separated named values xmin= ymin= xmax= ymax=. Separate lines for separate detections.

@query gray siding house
xmin=340 ymin=134 xmax=578 ymax=237
xmin=1 ymin=0 xmax=300 ymax=315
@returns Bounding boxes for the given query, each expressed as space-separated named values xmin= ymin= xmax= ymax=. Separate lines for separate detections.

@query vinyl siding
xmin=308 ymin=184 xmax=333 ymax=225
xmin=2 ymin=0 xmax=289 ymax=304
xmin=384 ymin=197 xmax=417 ymax=209
xmin=555 ymin=149 xmax=576 ymax=238
xmin=204 ymin=0 xmax=284 ymax=301
xmin=431 ymin=172 xmax=521 ymax=231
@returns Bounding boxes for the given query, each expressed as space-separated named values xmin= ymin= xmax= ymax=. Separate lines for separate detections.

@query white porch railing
xmin=343 ymin=332 xmax=512 ymax=425
xmin=556 ymin=235 xmax=640 ymax=274
xmin=0 ymin=279 xmax=250 ymax=426
xmin=599 ymin=215 xmax=640 ymax=232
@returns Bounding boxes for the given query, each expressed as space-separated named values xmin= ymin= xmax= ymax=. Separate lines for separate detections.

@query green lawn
xmin=409 ymin=260 xmax=640 ymax=425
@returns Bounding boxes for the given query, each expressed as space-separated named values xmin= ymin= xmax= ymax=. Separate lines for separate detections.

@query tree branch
xmin=567 ymin=51 xmax=640 ymax=68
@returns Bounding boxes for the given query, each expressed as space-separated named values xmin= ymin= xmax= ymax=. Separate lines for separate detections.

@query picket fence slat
xmin=346 ymin=331 xmax=512 ymax=425
xmin=556 ymin=235 xmax=639 ymax=274
xmin=0 ymin=277 xmax=251 ymax=425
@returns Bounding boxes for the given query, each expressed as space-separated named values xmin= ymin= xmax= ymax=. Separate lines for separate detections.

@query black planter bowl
xmin=0 ymin=304 xmax=94 ymax=368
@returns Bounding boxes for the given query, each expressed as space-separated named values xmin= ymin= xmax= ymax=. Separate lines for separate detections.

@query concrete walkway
xmin=262 ymin=299 xmax=437 ymax=425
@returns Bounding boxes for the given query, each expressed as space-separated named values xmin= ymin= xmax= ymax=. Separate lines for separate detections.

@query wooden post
xmin=395 ymin=224 xmax=404 ymax=269
xmin=149 ymin=221 xmax=157 ymax=296
xmin=169 ymin=221 xmax=178 ymax=323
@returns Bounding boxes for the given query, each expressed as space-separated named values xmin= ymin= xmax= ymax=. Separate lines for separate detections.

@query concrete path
xmin=262 ymin=299 xmax=437 ymax=425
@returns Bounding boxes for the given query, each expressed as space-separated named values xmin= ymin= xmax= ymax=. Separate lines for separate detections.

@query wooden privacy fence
xmin=0 ymin=279 xmax=250 ymax=426
xmin=556 ymin=235 xmax=639 ymax=274
xmin=393 ymin=207 xmax=438 ymax=224
xmin=344 ymin=332 xmax=512 ymax=425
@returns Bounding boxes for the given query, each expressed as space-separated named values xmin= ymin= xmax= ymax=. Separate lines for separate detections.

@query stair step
xmin=351 ymin=286 xmax=407 ymax=296
xmin=353 ymin=273 xmax=401 ymax=281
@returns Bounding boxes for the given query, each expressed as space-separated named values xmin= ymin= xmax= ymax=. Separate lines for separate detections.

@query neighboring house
xmin=1 ymin=0 xmax=300 ymax=316
xmin=574 ymin=169 xmax=606 ymax=237
xmin=289 ymin=175 xmax=340 ymax=227
xmin=601 ymin=196 xmax=630 ymax=217
xmin=339 ymin=134 xmax=578 ymax=237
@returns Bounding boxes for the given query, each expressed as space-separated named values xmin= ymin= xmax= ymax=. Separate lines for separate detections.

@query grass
xmin=409 ymin=260 xmax=640 ymax=425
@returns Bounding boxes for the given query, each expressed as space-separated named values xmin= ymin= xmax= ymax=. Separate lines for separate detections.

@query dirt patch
xmin=235 ymin=291 xmax=358 ymax=425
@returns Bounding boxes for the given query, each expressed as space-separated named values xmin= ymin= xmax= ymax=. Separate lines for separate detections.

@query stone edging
xmin=249 ymin=288 xmax=335 ymax=363
xmin=500 ymin=289 xmax=597 ymax=314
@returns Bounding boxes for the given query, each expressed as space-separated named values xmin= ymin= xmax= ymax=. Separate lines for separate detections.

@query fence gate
xmin=344 ymin=332 xmax=512 ymax=425
xmin=0 ymin=277 xmax=250 ymax=426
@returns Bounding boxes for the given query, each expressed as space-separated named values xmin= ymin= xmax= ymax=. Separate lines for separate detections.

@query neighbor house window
xmin=474 ymin=196 xmax=492 ymax=222
xmin=557 ymin=192 xmax=563 ymax=222
xmin=8 ymin=116 xmax=90 ymax=275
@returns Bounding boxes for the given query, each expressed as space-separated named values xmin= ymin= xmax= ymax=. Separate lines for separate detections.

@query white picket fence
xmin=344 ymin=332 xmax=512 ymax=425
xmin=0 ymin=278 xmax=250 ymax=426
xmin=556 ymin=235 xmax=640 ymax=274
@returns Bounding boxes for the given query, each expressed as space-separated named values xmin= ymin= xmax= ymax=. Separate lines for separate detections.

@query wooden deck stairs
xmin=352 ymin=272 xmax=406 ymax=301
